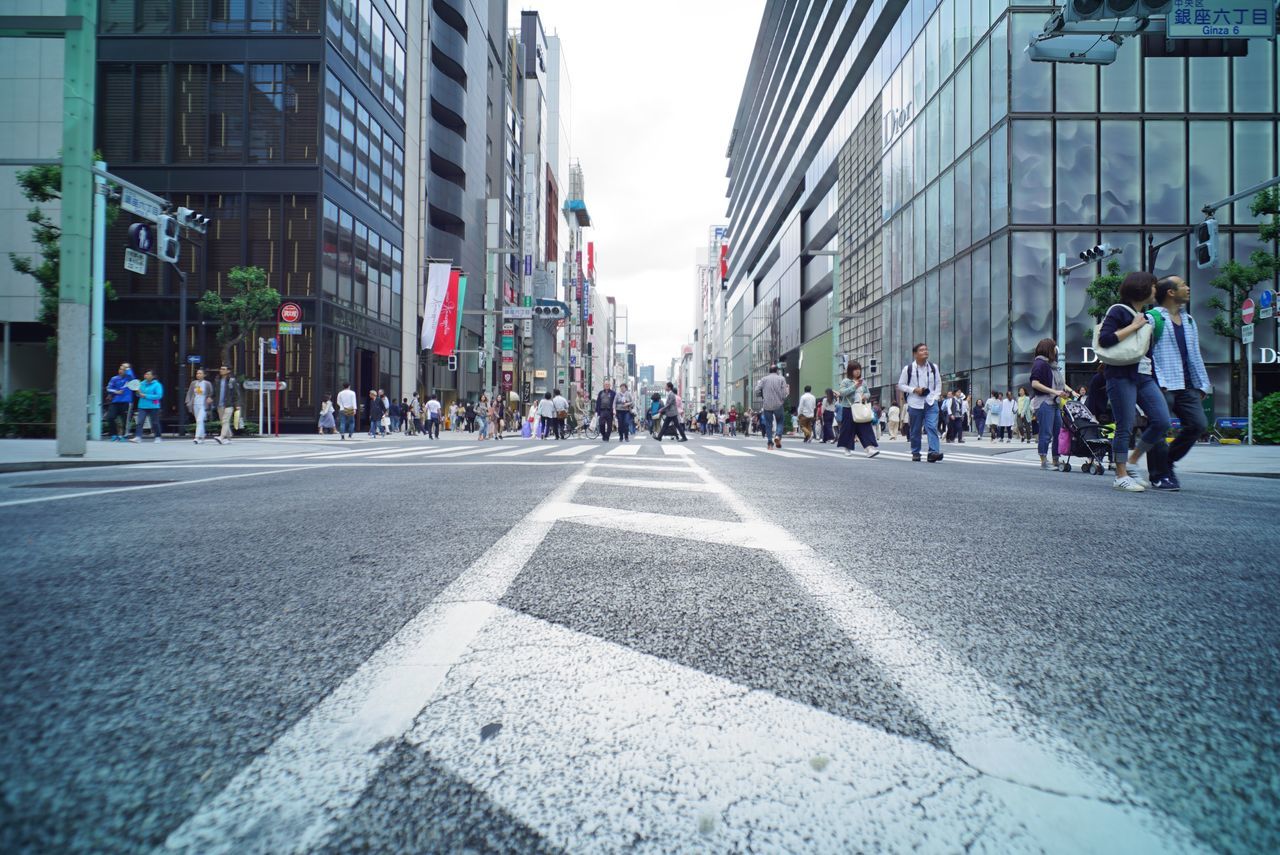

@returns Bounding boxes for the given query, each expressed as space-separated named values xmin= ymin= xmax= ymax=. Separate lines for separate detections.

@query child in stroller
xmin=1059 ymin=398 xmax=1114 ymax=474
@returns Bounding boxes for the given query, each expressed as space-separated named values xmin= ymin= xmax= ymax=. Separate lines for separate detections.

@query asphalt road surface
xmin=1 ymin=433 xmax=1275 ymax=853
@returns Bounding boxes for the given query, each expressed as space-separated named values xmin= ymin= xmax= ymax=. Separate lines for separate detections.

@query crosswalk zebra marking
xmin=548 ymin=445 xmax=593 ymax=457
xmin=703 ymin=445 xmax=753 ymax=457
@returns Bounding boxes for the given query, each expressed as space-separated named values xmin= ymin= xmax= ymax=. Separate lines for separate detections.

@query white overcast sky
xmin=510 ymin=1 xmax=764 ymax=375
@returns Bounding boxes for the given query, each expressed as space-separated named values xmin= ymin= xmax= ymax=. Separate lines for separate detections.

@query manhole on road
xmin=15 ymin=480 xmax=176 ymax=488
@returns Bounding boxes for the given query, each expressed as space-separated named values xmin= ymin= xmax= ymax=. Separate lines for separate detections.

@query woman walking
xmin=1015 ymin=387 xmax=1033 ymax=442
xmin=821 ymin=389 xmax=837 ymax=442
xmin=1029 ymin=338 xmax=1072 ymax=470
xmin=319 ymin=394 xmax=336 ymax=436
xmin=972 ymin=395 xmax=986 ymax=441
xmin=836 ymin=362 xmax=881 ymax=458
xmin=998 ymin=389 xmax=1016 ymax=442
xmin=1096 ymin=271 xmax=1173 ymax=492
xmin=186 ymin=368 xmax=212 ymax=444
xmin=475 ymin=393 xmax=489 ymax=440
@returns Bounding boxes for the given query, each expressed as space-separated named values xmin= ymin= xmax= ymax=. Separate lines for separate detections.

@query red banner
xmin=719 ymin=242 xmax=729 ymax=283
xmin=432 ymin=270 xmax=460 ymax=356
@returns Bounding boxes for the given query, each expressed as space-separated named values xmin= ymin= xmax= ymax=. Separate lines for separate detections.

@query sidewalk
xmin=0 ymin=429 xmax=519 ymax=472
xmin=994 ymin=443 xmax=1280 ymax=476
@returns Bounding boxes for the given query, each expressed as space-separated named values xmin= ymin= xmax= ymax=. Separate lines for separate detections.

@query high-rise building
xmin=94 ymin=0 xmax=422 ymax=428
xmin=726 ymin=0 xmax=1279 ymax=414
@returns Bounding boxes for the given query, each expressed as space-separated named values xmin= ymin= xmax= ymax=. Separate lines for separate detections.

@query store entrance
xmin=356 ymin=348 xmax=378 ymax=400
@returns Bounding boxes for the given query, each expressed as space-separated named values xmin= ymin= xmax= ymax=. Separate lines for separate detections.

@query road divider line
xmin=160 ymin=464 xmax=593 ymax=854
xmin=0 ymin=466 xmax=311 ymax=508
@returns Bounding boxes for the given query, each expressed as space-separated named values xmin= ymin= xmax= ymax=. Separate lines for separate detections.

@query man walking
xmin=947 ymin=389 xmax=968 ymax=443
xmin=897 ymin=343 xmax=943 ymax=462
xmin=552 ymin=388 xmax=569 ymax=440
xmin=213 ymin=365 xmax=240 ymax=445
xmin=425 ymin=393 xmax=442 ymax=439
xmin=595 ymin=380 xmax=617 ymax=441
xmin=336 ymin=382 xmax=358 ymax=439
xmin=657 ymin=382 xmax=687 ymax=441
xmin=797 ymin=385 xmax=817 ymax=443
xmin=104 ymin=362 xmax=136 ymax=441
xmin=615 ymin=382 xmax=635 ymax=442
xmin=1149 ymin=275 xmax=1211 ymax=491
xmin=753 ymin=364 xmax=789 ymax=450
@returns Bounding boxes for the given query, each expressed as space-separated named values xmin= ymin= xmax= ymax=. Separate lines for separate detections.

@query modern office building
xmin=94 ymin=0 xmax=422 ymax=430
xmin=726 ymin=0 xmax=1279 ymax=415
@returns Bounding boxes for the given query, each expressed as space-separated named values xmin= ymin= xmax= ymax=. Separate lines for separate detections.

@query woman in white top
xmin=886 ymin=403 xmax=901 ymax=439
xmin=997 ymin=390 xmax=1017 ymax=441
xmin=186 ymin=369 xmax=212 ymax=444
xmin=318 ymin=395 xmax=336 ymax=435
xmin=536 ymin=392 xmax=557 ymax=439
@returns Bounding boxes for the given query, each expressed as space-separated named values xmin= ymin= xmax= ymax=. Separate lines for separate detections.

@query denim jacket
xmin=1151 ymin=308 xmax=1211 ymax=393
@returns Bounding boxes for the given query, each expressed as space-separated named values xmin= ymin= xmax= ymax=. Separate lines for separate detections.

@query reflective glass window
xmin=913 ymin=39 xmax=926 ymax=118
xmin=248 ymin=195 xmax=280 ymax=289
xmin=971 ymin=243 xmax=991 ymax=368
xmin=955 ymin=253 xmax=972 ymax=370
xmin=210 ymin=63 xmax=246 ymax=162
xmin=284 ymin=194 xmax=316 ymax=297
xmin=1056 ymin=231 xmax=1101 ymax=353
xmin=370 ymin=7 xmax=384 ymax=92
xmin=926 ymin=12 xmax=939 ymax=97
xmin=926 ymin=97 xmax=940 ymax=182
xmin=940 ymin=167 xmax=956 ymax=261
xmin=956 ymin=62 xmax=971 ymax=155
xmin=971 ymin=136 xmax=991 ymax=241
xmin=1055 ymin=120 xmax=1097 ymax=224
xmin=990 ymin=18 xmax=1008 ymax=123
xmin=939 ymin=263 xmax=955 ymax=369
xmin=1234 ymin=41 xmax=1273 ymax=112
xmin=353 ymin=221 xmax=369 ymax=311
xmin=1010 ymin=14 xmax=1050 ymax=111
xmin=1055 ymin=62 xmax=1096 ymax=113
xmin=1098 ymin=33 xmax=1140 ymax=112
xmin=1144 ymin=56 xmax=1185 ymax=112
xmin=926 ymin=182 xmax=940 ymax=270
xmin=1010 ymin=231 xmax=1053 ymax=359
xmin=955 ymin=154 xmax=972 ymax=250
xmin=914 ymin=279 xmax=927 ymax=348
xmin=941 ymin=80 xmax=954 ymax=167
xmin=1144 ymin=121 xmax=1186 ymax=224
xmin=324 ymin=72 xmax=341 ymax=172
xmin=991 ymin=123 xmax=1008 ymax=230
xmin=957 ymin=0 xmax=972 ymax=60
xmin=248 ymin=64 xmax=284 ymax=163
xmin=285 ymin=64 xmax=318 ymax=163
xmin=1100 ymin=121 xmax=1140 ymax=225
xmin=1011 ymin=120 xmax=1052 ymax=225
xmin=972 ymin=38 xmax=990 ymax=140
xmin=340 ymin=86 xmax=356 ymax=184
xmin=250 ymin=0 xmax=284 ymax=32
xmin=1189 ymin=57 xmax=1229 ymax=113
xmin=1234 ymin=122 xmax=1275 ymax=225
xmin=990 ymin=234 xmax=1009 ymax=365
xmin=913 ymin=197 xmax=926 ymax=276
xmin=322 ymin=198 xmax=339 ymax=296
xmin=176 ymin=64 xmax=209 ymax=163
xmin=940 ymin=0 xmax=955 ymax=81
xmin=338 ymin=208 xmax=353 ymax=304
xmin=926 ymin=270 xmax=940 ymax=354
xmin=1189 ymin=122 xmax=1230 ymax=228
xmin=903 ymin=201 xmax=916 ymax=283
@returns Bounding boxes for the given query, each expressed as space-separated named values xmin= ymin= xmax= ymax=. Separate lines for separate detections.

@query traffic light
xmin=1194 ymin=218 xmax=1219 ymax=269
xmin=1079 ymin=243 xmax=1112 ymax=263
xmin=157 ymin=215 xmax=180 ymax=264
xmin=175 ymin=206 xmax=210 ymax=233
xmin=447 ymin=353 xmax=458 ymax=372
xmin=1063 ymin=0 xmax=1171 ymax=24
xmin=868 ymin=357 xmax=879 ymax=376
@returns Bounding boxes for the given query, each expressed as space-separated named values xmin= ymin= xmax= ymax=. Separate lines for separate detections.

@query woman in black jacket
xmin=366 ymin=390 xmax=385 ymax=438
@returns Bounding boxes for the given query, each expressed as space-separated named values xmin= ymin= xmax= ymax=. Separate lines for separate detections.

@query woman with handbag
xmin=836 ymin=361 xmax=881 ymax=458
xmin=1028 ymin=338 xmax=1072 ymax=471
xmin=1095 ymin=271 xmax=1172 ymax=492
xmin=318 ymin=394 xmax=336 ymax=435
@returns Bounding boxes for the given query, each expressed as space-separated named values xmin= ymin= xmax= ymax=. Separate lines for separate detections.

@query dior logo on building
xmin=1261 ymin=347 xmax=1278 ymax=364
xmin=883 ymin=102 xmax=914 ymax=148
xmin=1082 ymin=347 xmax=1098 ymax=364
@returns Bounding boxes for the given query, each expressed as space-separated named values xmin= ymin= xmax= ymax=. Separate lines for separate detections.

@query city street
xmin=0 ymin=433 xmax=1275 ymax=852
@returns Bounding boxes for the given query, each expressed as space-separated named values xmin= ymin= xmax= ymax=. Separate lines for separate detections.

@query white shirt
xmin=426 ymin=399 xmax=441 ymax=418
xmin=797 ymin=392 xmax=816 ymax=417
xmin=538 ymin=398 xmax=556 ymax=418
xmin=553 ymin=394 xmax=568 ymax=414
xmin=336 ymin=389 xmax=358 ymax=410
xmin=897 ymin=360 xmax=940 ymax=409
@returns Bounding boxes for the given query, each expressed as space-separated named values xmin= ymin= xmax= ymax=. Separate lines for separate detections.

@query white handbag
xmin=851 ymin=401 xmax=874 ymax=423
xmin=1092 ymin=304 xmax=1152 ymax=366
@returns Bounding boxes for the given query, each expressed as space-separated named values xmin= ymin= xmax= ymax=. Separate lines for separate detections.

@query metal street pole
xmin=89 ymin=160 xmax=107 ymax=440
xmin=258 ymin=337 xmax=265 ymax=434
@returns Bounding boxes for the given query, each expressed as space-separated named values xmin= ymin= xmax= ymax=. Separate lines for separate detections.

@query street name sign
xmin=503 ymin=306 xmax=533 ymax=320
xmin=1168 ymin=0 xmax=1275 ymax=38
xmin=278 ymin=322 xmax=302 ymax=335
xmin=1242 ymin=323 xmax=1255 ymax=344
xmin=244 ymin=380 xmax=288 ymax=391
xmin=123 ymin=248 xmax=147 ymax=275
xmin=121 ymin=188 xmax=163 ymax=222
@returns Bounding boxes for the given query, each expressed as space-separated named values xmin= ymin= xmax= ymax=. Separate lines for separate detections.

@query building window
xmin=210 ymin=63 xmax=247 ymax=162
xmin=322 ymin=199 xmax=339 ymax=297
xmin=176 ymin=64 xmax=209 ymax=162
xmin=285 ymin=64 xmax=319 ymax=163
xmin=249 ymin=64 xmax=285 ymax=162
xmin=285 ymin=194 xmax=316 ymax=296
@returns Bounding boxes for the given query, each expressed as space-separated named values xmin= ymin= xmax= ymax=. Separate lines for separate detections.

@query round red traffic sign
xmin=279 ymin=302 xmax=302 ymax=323
xmin=1242 ymin=298 xmax=1255 ymax=325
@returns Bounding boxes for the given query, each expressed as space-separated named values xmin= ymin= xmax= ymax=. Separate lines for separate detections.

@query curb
xmin=0 ymin=460 xmax=150 ymax=474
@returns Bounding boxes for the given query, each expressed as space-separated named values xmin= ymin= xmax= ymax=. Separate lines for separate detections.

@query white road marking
xmin=582 ymin=475 xmax=716 ymax=493
xmin=660 ymin=444 xmax=693 ymax=456
xmin=370 ymin=445 xmax=473 ymax=459
xmin=547 ymin=445 xmax=593 ymax=457
xmin=160 ymin=466 xmax=593 ymax=855
xmin=588 ymin=461 xmax=698 ymax=474
xmin=605 ymin=443 xmax=642 ymax=456
xmin=412 ymin=608 xmax=1192 ymax=853
xmin=489 ymin=445 xmax=545 ymax=458
xmin=702 ymin=445 xmax=752 ymax=456
xmin=422 ymin=447 xmax=494 ymax=459
xmin=537 ymin=501 xmax=791 ymax=551
xmin=0 ymin=466 xmax=310 ymax=508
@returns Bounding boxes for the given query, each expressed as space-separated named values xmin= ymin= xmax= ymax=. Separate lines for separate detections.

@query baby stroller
xmin=1058 ymin=399 xmax=1113 ymax=475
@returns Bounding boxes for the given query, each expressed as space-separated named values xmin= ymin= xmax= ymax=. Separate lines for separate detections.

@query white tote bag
xmin=1092 ymin=304 xmax=1152 ymax=366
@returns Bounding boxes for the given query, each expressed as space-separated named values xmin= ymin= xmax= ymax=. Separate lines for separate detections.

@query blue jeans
xmin=135 ymin=409 xmax=161 ymax=439
xmin=1106 ymin=373 xmax=1171 ymax=471
xmin=760 ymin=408 xmax=782 ymax=444
xmin=339 ymin=412 xmax=355 ymax=435
xmin=907 ymin=403 xmax=940 ymax=455
xmin=1036 ymin=401 xmax=1061 ymax=458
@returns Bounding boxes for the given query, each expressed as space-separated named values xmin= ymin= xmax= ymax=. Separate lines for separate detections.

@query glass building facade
xmin=725 ymin=0 xmax=1279 ymax=415
xmin=97 ymin=0 xmax=410 ymax=428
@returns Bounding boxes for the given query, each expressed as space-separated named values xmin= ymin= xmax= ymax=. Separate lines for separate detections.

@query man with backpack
xmin=897 ymin=343 xmax=943 ymax=462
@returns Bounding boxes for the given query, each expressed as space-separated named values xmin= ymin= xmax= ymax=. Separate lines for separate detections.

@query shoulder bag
xmin=1092 ymin=304 xmax=1152 ymax=366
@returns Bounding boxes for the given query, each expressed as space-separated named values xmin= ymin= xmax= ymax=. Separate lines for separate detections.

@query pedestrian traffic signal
xmin=1194 ymin=218 xmax=1218 ymax=269
xmin=447 ymin=353 xmax=458 ymax=372
xmin=157 ymin=215 xmax=180 ymax=264
xmin=1062 ymin=0 xmax=1171 ymax=24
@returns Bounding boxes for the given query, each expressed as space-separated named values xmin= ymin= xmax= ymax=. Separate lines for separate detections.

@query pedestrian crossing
xmin=214 ymin=436 xmax=1041 ymax=469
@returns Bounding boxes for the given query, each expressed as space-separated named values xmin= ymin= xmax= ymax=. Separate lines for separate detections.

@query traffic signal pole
xmin=89 ymin=160 xmax=107 ymax=441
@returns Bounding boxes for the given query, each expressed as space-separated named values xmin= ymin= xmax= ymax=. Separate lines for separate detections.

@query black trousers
xmin=598 ymin=412 xmax=614 ymax=440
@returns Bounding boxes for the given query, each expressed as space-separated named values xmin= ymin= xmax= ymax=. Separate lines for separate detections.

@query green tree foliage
xmin=0 ymin=390 xmax=55 ymax=437
xmin=1207 ymin=188 xmax=1279 ymax=412
xmin=1254 ymin=392 xmax=1280 ymax=445
xmin=7 ymin=160 xmax=118 ymax=350
xmin=197 ymin=266 xmax=280 ymax=365
xmin=1086 ymin=258 xmax=1127 ymax=322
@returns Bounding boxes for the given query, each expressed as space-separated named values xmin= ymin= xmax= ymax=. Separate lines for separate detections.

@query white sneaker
xmin=193 ymin=439 xmax=201 ymax=444
xmin=1130 ymin=469 xmax=1151 ymax=488
xmin=154 ymin=437 xmax=162 ymax=443
xmin=844 ymin=449 xmax=853 ymax=457
xmin=866 ymin=447 xmax=880 ymax=458
xmin=128 ymin=437 xmax=140 ymax=443
xmin=1113 ymin=476 xmax=1145 ymax=492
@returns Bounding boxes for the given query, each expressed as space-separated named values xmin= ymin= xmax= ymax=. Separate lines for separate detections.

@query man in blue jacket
xmin=104 ymin=362 xmax=135 ymax=441
xmin=130 ymin=370 xmax=164 ymax=443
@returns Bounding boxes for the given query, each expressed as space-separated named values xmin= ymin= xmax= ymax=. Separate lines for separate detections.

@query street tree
xmin=7 ymin=159 xmax=118 ymax=351
xmin=197 ymin=265 xmax=280 ymax=367
xmin=1086 ymin=257 xmax=1126 ymax=322
xmin=1207 ymin=188 xmax=1279 ymax=414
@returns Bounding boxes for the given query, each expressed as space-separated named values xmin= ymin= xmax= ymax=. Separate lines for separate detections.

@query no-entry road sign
xmin=1241 ymin=298 xmax=1255 ymax=324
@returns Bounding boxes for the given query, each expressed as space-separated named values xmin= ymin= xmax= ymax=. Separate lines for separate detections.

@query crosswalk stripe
xmin=368 ymin=446 xmax=464 ymax=459
xmin=660 ymin=444 xmax=693 ymax=456
xmin=582 ymin=475 xmax=715 ymax=493
xmin=538 ymin=501 xmax=789 ymax=550
xmin=770 ymin=450 xmax=808 ymax=459
xmin=490 ymin=445 xmax=545 ymax=458
xmin=426 ymin=447 xmax=494 ymax=459
xmin=605 ymin=444 xmax=642 ymax=456
xmin=548 ymin=445 xmax=593 ymax=457
xmin=703 ymin=445 xmax=752 ymax=457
